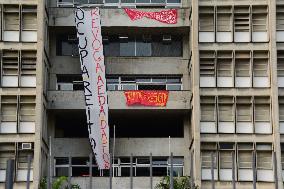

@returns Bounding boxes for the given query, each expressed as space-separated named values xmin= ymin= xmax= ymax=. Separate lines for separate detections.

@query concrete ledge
xmin=53 ymin=137 xmax=187 ymax=156
xmin=47 ymin=90 xmax=191 ymax=110
xmin=49 ymin=8 xmax=190 ymax=27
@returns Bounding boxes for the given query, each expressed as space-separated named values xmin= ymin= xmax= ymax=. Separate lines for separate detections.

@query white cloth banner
xmin=75 ymin=7 xmax=110 ymax=169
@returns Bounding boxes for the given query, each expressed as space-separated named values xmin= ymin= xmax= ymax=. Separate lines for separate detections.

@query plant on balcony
xmin=39 ymin=176 xmax=81 ymax=189
xmin=155 ymin=176 xmax=198 ymax=189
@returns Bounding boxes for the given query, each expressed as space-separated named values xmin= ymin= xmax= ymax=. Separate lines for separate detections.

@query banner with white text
xmin=75 ymin=7 xmax=110 ymax=169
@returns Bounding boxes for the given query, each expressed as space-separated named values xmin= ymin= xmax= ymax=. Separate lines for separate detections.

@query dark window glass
xmin=56 ymin=35 xmax=79 ymax=56
xmin=120 ymin=36 xmax=135 ymax=56
xmin=136 ymin=167 xmax=150 ymax=176
xmin=104 ymin=35 xmax=119 ymax=56
xmin=56 ymin=167 xmax=68 ymax=177
xmin=55 ymin=111 xmax=88 ymax=138
xmin=152 ymin=35 xmax=182 ymax=57
xmin=137 ymin=85 xmax=166 ymax=90
xmin=153 ymin=167 xmax=167 ymax=176
xmin=89 ymin=0 xmax=104 ymax=3
xmin=109 ymin=113 xmax=184 ymax=138
xmin=72 ymin=167 xmax=89 ymax=177
xmin=136 ymin=35 xmax=151 ymax=56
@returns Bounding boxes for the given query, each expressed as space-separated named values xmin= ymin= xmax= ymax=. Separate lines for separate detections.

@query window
xmin=277 ymin=5 xmax=284 ymax=42
xmin=98 ymin=35 xmax=182 ymax=57
xmin=234 ymin=6 xmax=250 ymax=42
xmin=237 ymin=143 xmax=254 ymax=181
xmin=55 ymin=111 xmax=88 ymax=138
xmin=109 ymin=113 xmax=184 ymax=138
xmin=236 ymin=97 xmax=253 ymax=133
xmin=217 ymin=51 xmax=233 ymax=87
xmin=199 ymin=51 xmax=216 ymax=87
xmin=0 ymin=143 xmax=15 ymax=182
xmin=201 ymin=143 xmax=218 ymax=180
xmin=281 ymin=144 xmax=284 ymax=180
xmin=54 ymin=156 xmax=183 ymax=177
xmin=256 ymin=144 xmax=273 ymax=182
xmin=56 ymin=75 xmax=83 ymax=91
xmin=20 ymin=51 xmax=36 ymax=87
xmin=16 ymin=143 xmax=34 ymax=181
xmin=218 ymin=97 xmax=234 ymax=133
xmin=253 ymin=51 xmax=269 ymax=87
xmin=199 ymin=7 xmax=215 ymax=42
xmin=19 ymin=96 xmax=36 ymax=133
xmin=252 ymin=6 xmax=268 ymax=42
xmin=235 ymin=51 xmax=251 ymax=87
xmin=200 ymin=96 xmax=216 ymax=133
xmin=106 ymin=76 xmax=182 ymax=91
xmin=3 ymin=5 xmax=20 ymax=42
xmin=1 ymin=96 xmax=17 ymax=133
xmin=21 ymin=5 xmax=37 ymax=42
xmin=56 ymin=35 xmax=79 ymax=56
xmin=216 ymin=7 xmax=232 ymax=42
xmin=2 ymin=50 xmax=19 ymax=87
xmin=0 ymin=95 xmax=36 ymax=134
xmin=219 ymin=143 xmax=234 ymax=181
xmin=278 ymin=51 xmax=284 ymax=87
xmin=254 ymin=97 xmax=271 ymax=134
xmin=279 ymin=97 xmax=284 ymax=134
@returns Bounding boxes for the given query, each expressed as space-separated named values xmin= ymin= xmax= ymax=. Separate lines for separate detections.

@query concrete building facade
xmin=2 ymin=0 xmax=284 ymax=188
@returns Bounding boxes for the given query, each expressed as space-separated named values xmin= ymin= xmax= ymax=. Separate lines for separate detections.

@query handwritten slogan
xmin=75 ymin=8 xmax=110 ymax=169
xmin=124 ymin=8 xmax=178 ymax=24
xmin=124 ymin=90 xmax=169 ymax=107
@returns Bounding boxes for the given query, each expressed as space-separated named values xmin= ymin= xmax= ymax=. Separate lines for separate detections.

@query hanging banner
xmin=75 ymin=7 xmax=110 ymax=169
xmin=124 ymin=8 xmax=178 ymax=24
xmin=124 ymin=90 xmax=169 ymax=107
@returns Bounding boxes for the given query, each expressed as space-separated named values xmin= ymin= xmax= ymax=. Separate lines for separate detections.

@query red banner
xmin=124 ymin=8 xmax=178 ymax=24
xmin=124 ymin=90 xmax=169 ymax=107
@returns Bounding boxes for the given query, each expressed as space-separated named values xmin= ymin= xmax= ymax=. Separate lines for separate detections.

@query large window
xmin=277 ymin=5 xmax=284 ymax=42
xmin=3 ymin=5 xmax=37 ymax=42
xmin=201 ymin=142 xmax=274 ymax=182
xmin=0 ymin=95 xmax=36 ymax=134
xmin=278 ymin=51 xmax=284 ymax=87
xmin=199 ymin=5 xmax=268 ymax=43
xmin=0 ymin=143 xmax=34 ymax=182
xmin=200 ymin=96 xmax=271 ymax=134
xmin=107 ymin=76 xmax=182 ymax=91
xmin=200 ymin=96 xmax=216 ymax=133
xmin=199 ymin=50 xmax=270 ymax=88
xmin=56 ymin=34 xmax=182 ymax=57
xmin=1 ymin=50 xmax=36 ymax=88
xmin=55 ymin=156 xmax=184 ymax=177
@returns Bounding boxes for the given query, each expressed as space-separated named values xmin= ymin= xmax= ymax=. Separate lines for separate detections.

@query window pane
xmin=136 ymin=36 xmax=151 ymax=57
xmin=120 ymin=36 xmax=135 ymax=56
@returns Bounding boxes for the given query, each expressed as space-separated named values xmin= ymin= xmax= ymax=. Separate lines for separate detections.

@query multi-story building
xmin=3 ymin=0 xmax=284 ymax=188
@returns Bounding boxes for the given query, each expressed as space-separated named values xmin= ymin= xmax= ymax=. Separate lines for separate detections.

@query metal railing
xmin=56 ymin=0 xmax=181 ymax=8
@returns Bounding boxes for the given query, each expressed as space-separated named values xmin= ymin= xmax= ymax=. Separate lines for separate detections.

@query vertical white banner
xmin=75 ymin=7 xmax=110 ymax=169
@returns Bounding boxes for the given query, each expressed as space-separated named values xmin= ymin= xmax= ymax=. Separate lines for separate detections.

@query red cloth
xmin=124 ymin=8 xmax=178 ymax=24
xmin=124 ymin=90 xmax=169 ymax=107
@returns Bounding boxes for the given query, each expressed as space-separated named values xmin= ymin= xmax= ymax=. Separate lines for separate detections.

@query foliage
xmin=39 ymin=176 xmax=81 ymax=189
xmin=155 ymin=176 xmax=198 ymax=189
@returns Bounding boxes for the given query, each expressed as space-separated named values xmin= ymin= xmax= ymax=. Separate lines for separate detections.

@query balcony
xmin=48 ymin=8 xmax=190 ymax=28
xmin=47 ymin=90 xmax=191 ymax=110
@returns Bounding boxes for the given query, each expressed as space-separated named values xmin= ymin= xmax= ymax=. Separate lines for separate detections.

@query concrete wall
xmin=49 ymin=8 xmax=190 ymax=27
xmin=47 ymin=90 xmax=191 ymax=109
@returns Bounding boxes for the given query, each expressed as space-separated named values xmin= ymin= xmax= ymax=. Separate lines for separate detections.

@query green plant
xmin=155 ymin=176 xmax=198 ymax=189
xmin=39 ymin=176 xmax=81 ymax=189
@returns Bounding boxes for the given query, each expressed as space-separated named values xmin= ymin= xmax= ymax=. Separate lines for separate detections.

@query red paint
xmin=124 ymin=90 xmax=169 ymax=107
xmin=124 ymin=8 xmax=178 ymax=24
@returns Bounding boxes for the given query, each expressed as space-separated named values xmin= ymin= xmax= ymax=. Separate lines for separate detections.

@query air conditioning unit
xmin=162 ymin=35 xmax=172 ymax=44
xmin=21 ymin=143 xmax=32 ymax=150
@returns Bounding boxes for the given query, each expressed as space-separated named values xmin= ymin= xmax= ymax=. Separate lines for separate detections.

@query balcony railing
xmin=56 ymin=0 xmax=181 ymax=8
